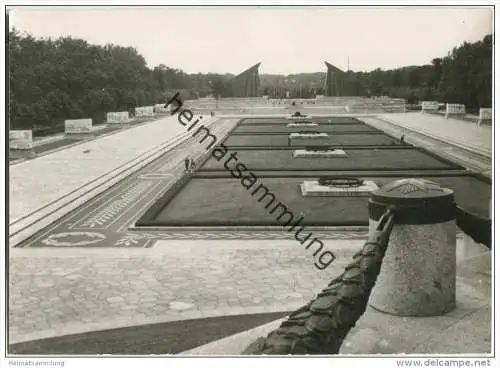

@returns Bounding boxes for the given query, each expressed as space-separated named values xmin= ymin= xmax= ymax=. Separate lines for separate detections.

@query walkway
xmin=378 ymin=112 xmax=492 ymax=157
xmin=10 ymin=115 xmax=191 ymax=222
xmin=9 ymin=114 xmax=222 ymax=246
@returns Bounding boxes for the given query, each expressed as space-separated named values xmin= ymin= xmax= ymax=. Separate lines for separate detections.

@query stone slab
xmin=478 ymin=108 xmax=492 ymax=126
xmin=10 ymin=130 xmax=33 ymax=150
xmin=134 ymin=106 xmax=155 ymax=117
xmin=293 ymin=149 xmax=348 ymax=158
xmin=106 ymin=111 xmax=131 ymax=123
xmin=287 ymin=115 xmax=312 ymax=121
xmin=479 ymin=108 xmax=492 ymax=120
xmin=369 ymin=219 xmax=457 ymax=316
xmin=154 ymin=104 xmax=168 ymax=113
xmin=421 ymin=101 xmax=439 ymax=112
xmin=65 ymin=119 xmax=93 ymax=134
xmin=178 ymin=244 xmax=489 ymax=355
xmin=411 ymin=305 xmax=491 ymax=354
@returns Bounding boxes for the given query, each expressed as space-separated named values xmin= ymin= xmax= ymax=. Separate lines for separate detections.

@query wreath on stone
xmin=305 ymin=146 xmax=333 ymax=152
xmin=318 ymin=177 xmax=364 ymax=188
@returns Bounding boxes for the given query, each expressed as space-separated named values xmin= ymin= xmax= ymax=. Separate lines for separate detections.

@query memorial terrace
xmin=8 ymin=95 xmax=492 ymax=356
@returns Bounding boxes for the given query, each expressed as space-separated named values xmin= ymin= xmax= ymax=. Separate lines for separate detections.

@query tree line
xmin=8 ymin=29 xmax=231 ymax=134
xmin=259 ymin=34 xmax=491 ymax=111
xmin=354 ymin=34 xmax=492 ymax=112
xmin=9 ymin=29 xmax=492 ymax=134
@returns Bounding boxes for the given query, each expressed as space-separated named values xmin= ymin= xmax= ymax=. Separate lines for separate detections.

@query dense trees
xmin=8 ymin=29 xmax=229 ymax=133
xmin=9 ymin=29 xmax=492 ymax=133
xmin=259 ymin=35 xmax=492 ymax=111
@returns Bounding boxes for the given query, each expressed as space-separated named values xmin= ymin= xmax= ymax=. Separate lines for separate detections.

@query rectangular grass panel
xmin=239 ymin=118 xmax=288 ymax=125
xmin=286 ymin=122 xmax=318 ymax=127
xmin=232 ymin=124 xmax=378 ymax=133
xmin=199 ymin=148 xmax=462 ymax=172
xmin=239 ymin=117 xmax=364 ymax=125
xmin=223 ymin=133 xmax=404 ymax=147
xmin=312 ymin=117 xmax=367 ymax=124
xmin=136 ymin=175 xmax=490 ymax=227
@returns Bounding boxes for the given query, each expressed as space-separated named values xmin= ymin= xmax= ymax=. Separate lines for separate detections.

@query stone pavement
xmin=8 ymin=236 xmax=488 ymax=348
xmin=8 ymin=239 xmax=349 ymax=344
xmin=181 ymin=246 xmax=490 ymax=355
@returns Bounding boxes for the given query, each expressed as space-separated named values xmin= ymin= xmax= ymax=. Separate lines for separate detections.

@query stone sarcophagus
xmin=65 ymin=119 xmax=93 ymax=134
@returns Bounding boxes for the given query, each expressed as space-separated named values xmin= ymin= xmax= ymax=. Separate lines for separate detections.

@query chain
xmin=242 ymin=209 xmax=395 ymax=355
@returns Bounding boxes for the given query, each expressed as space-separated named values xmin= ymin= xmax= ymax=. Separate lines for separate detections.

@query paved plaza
xmin=8 ymin=112 xmax=492 ymax=354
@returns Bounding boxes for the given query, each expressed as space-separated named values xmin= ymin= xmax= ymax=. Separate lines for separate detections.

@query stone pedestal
xmin=154 ymin=104 xmax=169 ymax=113
xmin=368 ymin=178 xmax=457 ymax=316
xmin=445 ymin=103 xmax=466 ymax=119
xmin=65 ymin=119 xmax=93 ymax=136
xmin=301 ymin=179 xmax=378 ymax=197
xmin=421 ymin=101 xmax=439 ymax=113
xmin=478 ymin=108 xmax=492 ymax=126
xmin=107 ymin=111 xmax=131 ymax=124
xmin=134 ymin=106 xmax=155 ymax=117
xmin=287 ymin=115 xmax=312 ymax=121
xmin=10 ymin=130 xmax=35 ymax=158
xmin=286 ymin=122 xmax=318 ymax=127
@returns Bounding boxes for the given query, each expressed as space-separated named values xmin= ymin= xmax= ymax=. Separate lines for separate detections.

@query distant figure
xmin=400 ymin=135 xmax=405 ymax=143
xmin=184 ymin=157 xmax=196 ymax=173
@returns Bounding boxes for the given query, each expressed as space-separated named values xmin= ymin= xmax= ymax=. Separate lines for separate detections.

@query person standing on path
xmin=184 ymin=157 xmax=196 ymax=173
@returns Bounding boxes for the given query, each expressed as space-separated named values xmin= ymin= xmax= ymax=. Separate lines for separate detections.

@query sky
xmin=9 ymin=6 xmax=493 ymax=75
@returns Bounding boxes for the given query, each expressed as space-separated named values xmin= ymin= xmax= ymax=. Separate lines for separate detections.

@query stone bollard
xmin=368 ymin=178 xmax=457 ymax=316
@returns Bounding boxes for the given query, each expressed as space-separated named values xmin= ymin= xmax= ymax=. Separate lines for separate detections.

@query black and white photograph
xmin=1 ymin=2 xmax=496 ymax=367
